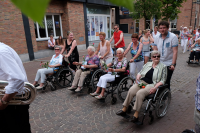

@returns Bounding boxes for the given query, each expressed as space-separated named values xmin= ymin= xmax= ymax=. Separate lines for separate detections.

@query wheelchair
xmin=39 ymin=58 xmax=74 ymax=91
xmin=186 ymin=49 xmax=200 ymax=66
xmin=93 ymin=62 xmax=134 ymax=104
xmin=121 ymin=83 xmax=171 ymax=125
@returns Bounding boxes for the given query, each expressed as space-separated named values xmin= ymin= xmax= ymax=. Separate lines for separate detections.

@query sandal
xmin=95 ymin=95 xmax=104 ymax=99
xmin=90 ymin=92 xmax=99 ymax=97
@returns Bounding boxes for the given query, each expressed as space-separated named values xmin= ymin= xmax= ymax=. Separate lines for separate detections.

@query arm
xmin=66 ymin=40 xmax=77 ymax=57
xmin=124 ymin=42 xmax=132 ymax=56
xmin=48 ymin=40 xmax=54 ymax=47
xmin=109 ymin=35 xmax=114 ymax=43
xmin=170 ymin=36 xmax=179 ymax=70
xmin=61 ymin=41 xmax=66 ymax=54
xmin=115 ymin=33 xmax=123 ymax=46
xmin=130 ymin=43 xmax=143 ymax=62
xmin=94 ymin=43 xmax=100 ymax=55
xmin=149 ymin=35 xmax=154 ymax=43
xmin=191 ymin=42 xmax=197 ymax=48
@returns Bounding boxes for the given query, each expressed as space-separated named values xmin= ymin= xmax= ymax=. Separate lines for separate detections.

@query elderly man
xmin=68 ymin=46 xmax=100 ymax=92
xmin=153 ymin=21 xmax=178 ymax=89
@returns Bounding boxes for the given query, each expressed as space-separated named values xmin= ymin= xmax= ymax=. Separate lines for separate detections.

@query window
xmin=170 ymin=18 xmax=177 ymax=29
xmin=34 ymin=14 xmax=63 ymax=41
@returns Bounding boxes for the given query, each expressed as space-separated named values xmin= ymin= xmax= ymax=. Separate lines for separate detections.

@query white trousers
xmin=181 ymin=39 xmax=188 ymax=53
xmin=35 ymin=68 xmax=54 ymax=83
xmin=97 ymin=74 xmax=115 ymax=88
xmin=129 ymin=61 xmax=144 ymax=79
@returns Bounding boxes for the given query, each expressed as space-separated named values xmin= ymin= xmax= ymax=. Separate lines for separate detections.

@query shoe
xmin=95 ymin=95 xmax=104 ymax=99
xmin=36 ymin=86 xmax=44 ymax=90
xmin=68 ymin=86 xmax=77 ymax=90
xmin=90 ymin=92 xmax=99 ymax=97
xmin=129 ymin=116 xmax=139 ymax=123
xmin=116 ymin=110 xmax=126 ymax=116
xmin=75 ymin=87 xmax=82 ymax=92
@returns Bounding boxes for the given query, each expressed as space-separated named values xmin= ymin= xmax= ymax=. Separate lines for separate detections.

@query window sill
xmin=36 ymin=37 xmax=59 ymax=41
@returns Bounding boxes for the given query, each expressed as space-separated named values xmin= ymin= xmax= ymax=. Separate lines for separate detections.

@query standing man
xmin=153 ymin=21 xmax=178 ymax=89
xmin=0 ymin=42 xmax=31 ymax=133
xmin=152 ymin=26 xmax=160 ymax=41
xmin=194 ymin=73 xmax=200 ymax=133
xmin=109 ymin=24 xmax=125 ymax=55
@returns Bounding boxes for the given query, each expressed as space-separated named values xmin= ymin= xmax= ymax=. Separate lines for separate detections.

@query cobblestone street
xmin=23 ymin=36 xmax=200 ymax=133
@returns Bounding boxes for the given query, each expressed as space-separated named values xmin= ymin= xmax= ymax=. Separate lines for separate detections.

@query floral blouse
xmin=111 ymin=57 xmax=127 ymax=75
xmin=82 ymin=55 xmax=100 ymax=70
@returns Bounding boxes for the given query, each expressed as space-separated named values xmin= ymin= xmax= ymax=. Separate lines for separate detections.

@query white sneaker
xmin=75 ymin=87 xmax=82 ymax=92
xmin=36 ymin=86 xmax=44 ymax=90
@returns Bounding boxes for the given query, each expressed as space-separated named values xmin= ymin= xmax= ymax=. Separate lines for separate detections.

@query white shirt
xmin=48 ymin=39 xmax=55 ymax=47
xmin=195 ymin=32 xmax=200 ymax=41
xmin=49 ymin=54 xmax=63 ymax=66
xmin=152 ymin=31 xmax=160 ymax=40
xmin=0 ymin=42 xmax=28 ymax=94
xmin=154 ymin=32 xmax=178 ymax=66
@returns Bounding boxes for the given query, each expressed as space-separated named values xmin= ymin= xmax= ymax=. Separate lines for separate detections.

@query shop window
xmin=34 ymin=14 xmax=63 ymax=41
xmin=87 ymin=4 xmax=110 ymax=15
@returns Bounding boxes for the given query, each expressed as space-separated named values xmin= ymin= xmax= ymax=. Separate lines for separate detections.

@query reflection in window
xmin=39 ymin=20 xmax=46 ymax=38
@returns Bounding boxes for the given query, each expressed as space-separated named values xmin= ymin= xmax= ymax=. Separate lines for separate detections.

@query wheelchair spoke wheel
xmin=155 ymin=88 xmax=171 ymax=118
xmin=91 ymin=69 xmax=104 ymax=91
xmin=56 ymin=68 xmax=74 ymax=88
xmin=117 ymin=77 xmax=134 ymax=102
xmin=111 ymin=97 xmax=117 ymax=105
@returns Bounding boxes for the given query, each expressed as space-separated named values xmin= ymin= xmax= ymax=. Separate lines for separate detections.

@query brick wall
xmin=0 ymin=0 xmax=29 ymax=54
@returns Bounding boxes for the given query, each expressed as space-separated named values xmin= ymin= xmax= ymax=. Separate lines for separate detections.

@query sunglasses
xmin=114 ymin=28 xmax=117 ymax=29
xmin=152 ymin=55 xmax=160 ymax=58
xmin=55 ymin=49 xmax=60 ymax=50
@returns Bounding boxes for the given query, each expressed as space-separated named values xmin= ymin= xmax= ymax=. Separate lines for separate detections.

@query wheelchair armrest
xmin=153 ymin=84 xmax=169 ymax=102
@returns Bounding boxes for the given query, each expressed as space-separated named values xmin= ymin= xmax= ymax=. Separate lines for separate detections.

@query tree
xmin=160 ymin=0 xmax=187 ymax=20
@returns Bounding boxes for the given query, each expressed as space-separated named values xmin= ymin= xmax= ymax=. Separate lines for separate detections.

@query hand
xmin=73 ymin=62 xmax=79 ymax=65
xmin=169 ymin=65 xmax=175 ymax=71
xmin=149 ymin=87 xmax=157 ymax=94
xmin=49 ymin=65 xmax=54 ymax=68
xmin=100 ymin=56 xmax=104 ymax=59
xmin=65 ymin=54 xmax=69 ymax=58
xmin=130 ymin=59 xmax=134 ymax=63
xmin=0 ymin=101 xmax=7 ymax=110
xmin=136 ymin=75 xmax=141 ymax=84
xmin=83 ymin=65 xmax=89 ymax=68
xmin=114 ymin=44 xmax=117 ymax=47
xmin=108 ymin=68 xmax=114 ymax=72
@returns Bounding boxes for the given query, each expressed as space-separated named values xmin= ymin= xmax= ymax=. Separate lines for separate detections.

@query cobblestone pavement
xmin=23 ymin=36 xmax=200 ymax=133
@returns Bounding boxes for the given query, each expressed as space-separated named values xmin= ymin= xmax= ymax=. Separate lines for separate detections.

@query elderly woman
xmin=116 ymin=51 xmax=167 ymax=123
xmin=95 ymin=32 xmax=113 ymax=64
xmin=33 ymin=46 xmax=63 ymax=89
xmin=189 ymin=39 xmax=200 ymax=63
xmin=181 ymin=27 xmax=190 ymax=53
xmin=68 ymin=46 xmax=100 ymax=92
xmin=124 ymin=33 xmax=143 ymax=80
xmin=90 ymin=48 xmax=127 ymax=99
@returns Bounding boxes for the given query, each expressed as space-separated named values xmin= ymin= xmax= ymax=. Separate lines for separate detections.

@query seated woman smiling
xmin=90 ymin=48 xmax=127 ymax=99
xmin=116 ymin=50 xmax=167 ymax=123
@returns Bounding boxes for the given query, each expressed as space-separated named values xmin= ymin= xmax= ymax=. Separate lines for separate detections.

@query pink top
xmin=100 ymin=40 xmax=113 ymax=60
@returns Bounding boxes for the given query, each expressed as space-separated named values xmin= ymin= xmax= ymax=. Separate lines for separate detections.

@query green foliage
xmin=106 ymin=0 xmax=134 ymax=11
xmin=160 ymin=0 xmax=187 ymax=20
xmin=11 ymin=0 xmax=50 ymax=25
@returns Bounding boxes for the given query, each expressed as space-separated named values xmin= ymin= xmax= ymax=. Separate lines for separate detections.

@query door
xmin=120 ymin=24 xmax=128 ymax=33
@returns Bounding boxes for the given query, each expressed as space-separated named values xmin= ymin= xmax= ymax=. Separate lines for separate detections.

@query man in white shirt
xmin=195 ymin=29 xmax=200 ymax=41
xmin=152 ymin=26 xmax=160 ymax=40
xmin=153 ymin=21 xmax=178 ymax=89
xmin=0 ymin=42 xmax=31 ymax=133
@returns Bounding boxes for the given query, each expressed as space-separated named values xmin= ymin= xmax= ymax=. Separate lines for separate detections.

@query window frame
xmin=35 ymin=13 xmax=63 ymax=41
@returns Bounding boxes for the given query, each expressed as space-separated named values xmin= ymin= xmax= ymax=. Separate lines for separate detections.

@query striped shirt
xmin=195 ymin=73 xmax=200 ymax=111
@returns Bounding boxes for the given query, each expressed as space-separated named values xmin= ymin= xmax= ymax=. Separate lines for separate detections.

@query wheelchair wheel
xmin=117 ymin=77 xmax=134 ymax=102
xmin=91 ymin=69 xmax=104 ymax=91
xmin=55 ymin=68 xmax=74 ymax=88
xmin=155 ymin=88 xmax=171 ymax=118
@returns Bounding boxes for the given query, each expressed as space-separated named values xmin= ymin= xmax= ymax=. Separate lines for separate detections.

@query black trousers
xmin=0 ymin=105 xmax=31 ymax=133
xmin=190 ymin=51 xmax=200 ymax=61
xmin=166 ymin=66 xmax=174 ymax=90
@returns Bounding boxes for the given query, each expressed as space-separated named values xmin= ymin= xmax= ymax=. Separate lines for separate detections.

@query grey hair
xmin=116 ymin=48 xmax=124 ymax=54
xmin=54 ymin=45 xmax=62 ymax=51
xmin=151 ymin=50 xmax=160 ymax=57
xmin=88 ymin=46 xmax=95 ymax=52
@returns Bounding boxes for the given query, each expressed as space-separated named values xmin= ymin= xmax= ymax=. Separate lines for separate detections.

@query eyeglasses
xmin=55 ymin=49 xmax=60 ymax=51
xmin=152 ymin=55 xmax=160 ymax=58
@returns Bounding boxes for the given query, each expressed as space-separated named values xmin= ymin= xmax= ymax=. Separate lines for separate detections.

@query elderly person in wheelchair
xmin=33 ymin=46 xmax=63 ymax=89
xmin=68 ymin=46 xmax=100 ymax=92
xmin=189 ymin=39 xmax=200 ymax=64
xmin=90 ymin=48 xmax=127 ymax=99
xmin=116 ymin=50 xmax=167 ymax=123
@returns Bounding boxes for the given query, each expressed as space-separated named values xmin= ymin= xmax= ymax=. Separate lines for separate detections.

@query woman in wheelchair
xmin=189 ymin=39 xmax=200 ymax=63
xmin=68 ymin=46 xmax=100 ymax=92
xmin=33 ymin=46 xmax=63 ymax=89
xmin=116 ymin=50 xmax=167 ymax=123
xmin=90 ymin=48 xmax=127 ymax=99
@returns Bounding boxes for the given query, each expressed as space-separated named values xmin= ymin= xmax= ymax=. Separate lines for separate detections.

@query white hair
xmin=151 ymin=50 xmax=160 ymax=57
xmin=184 ymin=27 xmax=187 ymax=29
xmin=54 ymin=45 xmax=62 ymax=51
xmin=116 ymin=48 xmax=124 ymax=54
xmin=87 ymin=46 xmax=95 ymax=52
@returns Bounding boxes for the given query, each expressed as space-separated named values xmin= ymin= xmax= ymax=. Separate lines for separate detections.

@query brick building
xmin=119 ymin=0 xmax=200 ymax=34
xmin=0 ymin=0 xmax=119 ymax=61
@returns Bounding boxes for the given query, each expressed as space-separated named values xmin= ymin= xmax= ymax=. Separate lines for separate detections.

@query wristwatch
xmin=171 ymin=64 xmax=176 ymax=67
xmin=1 ymin=99 xmax=9 ymax=105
